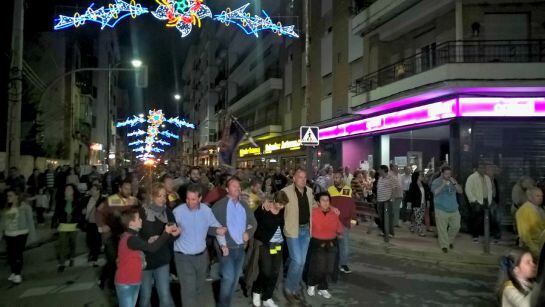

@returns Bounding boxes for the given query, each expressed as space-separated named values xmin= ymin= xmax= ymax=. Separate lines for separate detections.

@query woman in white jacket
xmin=497 ymin=249 xmax=538 ymax=307
xmin=0 ymin=189 xmax=36 ymax=284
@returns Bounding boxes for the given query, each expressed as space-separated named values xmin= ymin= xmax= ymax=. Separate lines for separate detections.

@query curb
xmin=350 ymin=237 xmax=501 ymax=270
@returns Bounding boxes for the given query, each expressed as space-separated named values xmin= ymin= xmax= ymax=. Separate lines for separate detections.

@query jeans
xmin=218 ymin=246 xmax=245 ymax=307
xmin=57 ymin=231 xmax=77 ymax=265
xmin=174 ymin=252 xmax=208 ymax=307
xmin=378 ymin=201 xmax=395 ymax=236
xmin=115 ymin=283 xmax=141 ymax=307
xmin=307 ymin=238 xmax=337 ymax=290
xmin=489 ymin=204 xmax=502 ymax=240
xmin=5 ymin=234 xmax=28 ymax=275
xmin=392 ymin=197 xmax=403 ymax=227
xmin=338 ymin=226 xmax=350 ymax=266
xmin=139 ymin=264 xmax=174 ymax=307
xmin=285 ymin=225 xmax=310 ymax=293
xmin=435 ymin=209 xmax=461 ymax=249
xmin=252 ymin=244 xmax=282 ymax=301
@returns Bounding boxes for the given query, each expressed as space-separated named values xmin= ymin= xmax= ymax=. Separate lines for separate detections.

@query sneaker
xmin=8 ymin=273 xmax=15 ymax=282
xmin=472 ymin=237 xmax=479 ymax=243
xmin=262 ymin=298 xmax=278 ymax=307
xmin=205 ymin=274 xmax=213 ymax=282
xmin=12 ymin=275 xmax=22 ymax=284
xmin=340 ymin=265 xmax=352 ymax=274
xmin=57 ymin=265 xmax=65 ymax=273
xmin=307 ymin=286 xmax=316 ymax=297
xmin=252 ymin=293 xmax=261 ymax=307
xmin=442 ymin=248 xmax=448 ymax=253
xmin=317 ymin=289 xmax=332 ymax=299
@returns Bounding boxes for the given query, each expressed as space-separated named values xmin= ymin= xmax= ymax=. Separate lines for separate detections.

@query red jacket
xmin=311 ymin=207 xmax=343 ymax=240
xmin=115 ymin=229 xmax=169 ymax=285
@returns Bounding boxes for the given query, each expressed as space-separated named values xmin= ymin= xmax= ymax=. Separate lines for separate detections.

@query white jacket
xmin=465 ymin=172 xmax=493 ymax=205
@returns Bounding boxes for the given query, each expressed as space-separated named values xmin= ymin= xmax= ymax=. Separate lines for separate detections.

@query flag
xmin=218 ymin=117 xmax=244 ymax=167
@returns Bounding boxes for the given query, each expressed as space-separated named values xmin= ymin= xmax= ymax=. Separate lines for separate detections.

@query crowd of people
xmin=0 ymin=161 xmax=544 ymax=306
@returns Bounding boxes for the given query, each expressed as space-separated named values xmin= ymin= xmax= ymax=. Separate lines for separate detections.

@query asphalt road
xmin=0 ymin=231 xmax=497 ymax=307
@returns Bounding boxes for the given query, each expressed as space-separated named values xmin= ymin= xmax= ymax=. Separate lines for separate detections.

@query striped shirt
xmin=377 ymin=176 xmax=393 ymax=202
xmin=46 ymin=172 xmax=55 ymax=188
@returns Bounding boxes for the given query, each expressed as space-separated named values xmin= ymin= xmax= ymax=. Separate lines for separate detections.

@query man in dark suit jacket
xmin=212 ymin=176 xmax=257 ymax=307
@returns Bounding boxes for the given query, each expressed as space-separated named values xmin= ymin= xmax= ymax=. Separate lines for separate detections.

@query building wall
xmin=342 ymin=137 xmax=374 ymax=171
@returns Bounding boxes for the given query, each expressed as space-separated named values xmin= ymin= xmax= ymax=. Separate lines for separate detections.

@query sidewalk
xmin=0 ymin=214 xmax=57 ymax=256
xmin=349 ymin=220 xmax=514 ymax=268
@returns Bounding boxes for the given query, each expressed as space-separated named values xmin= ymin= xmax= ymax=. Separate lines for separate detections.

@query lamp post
xmin=106 ymin=59 xmax=143 ymax=167
xmin=37 ymin=60 xmax=145 ymax=166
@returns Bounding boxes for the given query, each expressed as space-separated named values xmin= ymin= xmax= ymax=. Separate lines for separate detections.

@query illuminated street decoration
xmin=214 ymin=4 xmax=299 ymax=38
xmin=54 ymin=0 xmax=148 ymax=30
xmin=117 ymin=109 xmax=195 ymax=161
xmin=54 ymin=0 xmax=299 ymax=39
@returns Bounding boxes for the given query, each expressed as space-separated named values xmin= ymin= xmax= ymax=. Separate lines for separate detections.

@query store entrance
xmin=388 ymin=125 xmax=450 ymax=173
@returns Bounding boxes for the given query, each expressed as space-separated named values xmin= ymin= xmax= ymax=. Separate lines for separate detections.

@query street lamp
xmin=131 ymin=59 xmax=143 ymax=68
xmin=174 ymin=93 xmax=181 ymax=101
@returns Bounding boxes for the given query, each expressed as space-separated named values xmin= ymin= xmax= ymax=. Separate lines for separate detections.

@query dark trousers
xmin=100 ymin=236 xmax=119 ymax=289
xmin=252 ymin=244 xmax=282 ymax=301
xmin=36 ymin=207 xmax=45 ymax=224
xmin=86 ymin=223 xmax=102 ymax=262
xmin=469 ymin=202 xmax=487 ymax=238
xmin=175 ymin=252 xmax=208 ymax=307
xmin=5 ymin=234 xmax=28 ymax=275
xmin=307 ymin=238 xmax=337 ymax=290
xmin=57 ymin=231 xmax=77 ymax=265
xmin=378 ymin=201 xmax=395 ymax=236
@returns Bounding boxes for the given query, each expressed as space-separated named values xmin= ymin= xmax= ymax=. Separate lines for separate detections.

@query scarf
xmin=144 ymin=203 xmax=168 ymax=223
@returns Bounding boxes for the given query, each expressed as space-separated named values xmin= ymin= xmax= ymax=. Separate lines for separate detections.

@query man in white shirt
xmin=343 ymin=166 xmax=353 ymax=186
xmin=465 ymin=162 xmax=494 ymax=243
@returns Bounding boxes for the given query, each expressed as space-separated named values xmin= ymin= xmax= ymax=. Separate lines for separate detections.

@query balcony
xmin=351 ymin=0 xmax=421 ymax=36
xmin=229 ymin=70 xmax=283 ymax=113
xmin=351 ymin=40 xmax=545 ymax=102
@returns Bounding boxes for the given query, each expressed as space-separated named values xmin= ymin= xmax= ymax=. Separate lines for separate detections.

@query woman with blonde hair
xmin=137 ymin=183 xmax=178 ymax=307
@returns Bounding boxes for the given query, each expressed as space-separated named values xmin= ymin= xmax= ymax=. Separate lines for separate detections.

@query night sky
xmin=22 ymin=0 xmax=201 ymax=117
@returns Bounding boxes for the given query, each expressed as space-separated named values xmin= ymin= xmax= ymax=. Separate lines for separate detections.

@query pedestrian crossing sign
xmin=300 ymin=126 xmax=320 ymax=146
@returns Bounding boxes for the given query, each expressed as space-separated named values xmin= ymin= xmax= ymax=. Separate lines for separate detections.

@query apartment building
xmin=314 ymin=0 xmax=545 ymax=223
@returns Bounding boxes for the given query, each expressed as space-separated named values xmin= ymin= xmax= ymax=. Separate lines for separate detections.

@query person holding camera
xmin=431 ymin=166 xmax=463 ymax=253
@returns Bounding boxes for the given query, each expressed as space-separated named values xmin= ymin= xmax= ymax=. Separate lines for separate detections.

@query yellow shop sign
xmin=239 ymin=147 xmax=261 ymax=157
xmin=264 ymin=139 xmax=302 ymax=154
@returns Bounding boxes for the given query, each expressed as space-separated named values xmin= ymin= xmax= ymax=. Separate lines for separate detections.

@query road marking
xmin=20 ymin=282 xmax=95 ymax=298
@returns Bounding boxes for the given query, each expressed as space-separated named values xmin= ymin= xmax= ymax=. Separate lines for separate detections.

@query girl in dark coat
xmin=407 ymin=171 xmax=431 ymax=237
xmin=55 ymin=184 xmax=84 ymax=272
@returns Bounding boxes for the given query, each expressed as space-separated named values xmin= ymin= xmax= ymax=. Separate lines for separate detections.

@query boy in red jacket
xmin=115 ymin=208 xmax=179 ymax=307
xmin=306 ymin=192 xmax=343 ymax=300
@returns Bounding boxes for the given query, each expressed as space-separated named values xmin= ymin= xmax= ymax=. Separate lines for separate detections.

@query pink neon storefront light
xmin=319 ymin=97 xmax=545 ymax=140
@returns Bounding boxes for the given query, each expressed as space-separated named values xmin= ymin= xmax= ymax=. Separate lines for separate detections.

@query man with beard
xmin=178 ymin=167 xmax=209 ymax=201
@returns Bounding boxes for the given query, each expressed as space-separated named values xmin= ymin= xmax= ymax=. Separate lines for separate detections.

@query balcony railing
xmin=229 ymin=68 xmax=281 ymax=106
xmin=351 ymin=40 xmax=545 ymax=95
